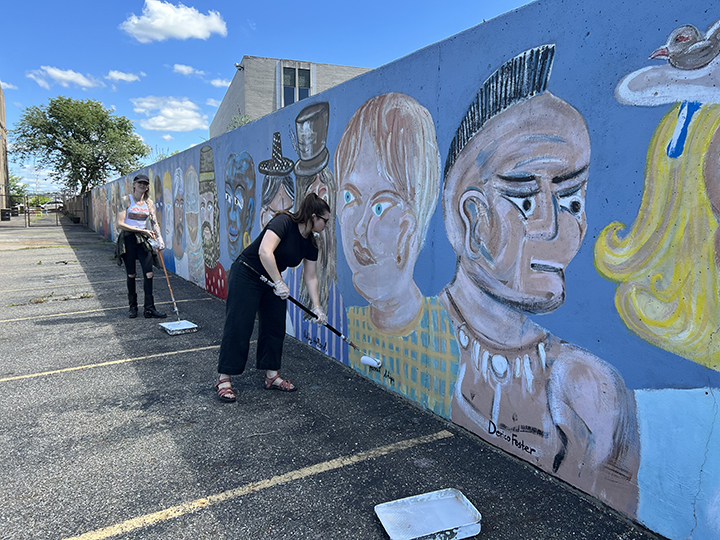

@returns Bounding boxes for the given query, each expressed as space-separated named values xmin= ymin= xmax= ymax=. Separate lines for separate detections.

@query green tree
xmin=227 ymin=113 xmax=251 ymax=132
xmin=28 ymin=195 xmax=51 ymax=207
xmin=145 ymin=146 xmax=181 ymax=165
xmin=10 ymin=96 xmax=150 ymax=194
xmin=9 ymin=174 xmax=28 ymax=206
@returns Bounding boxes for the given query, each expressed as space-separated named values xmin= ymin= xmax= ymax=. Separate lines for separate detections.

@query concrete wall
xmin=82 ymin=1 xmax=720 ymax=537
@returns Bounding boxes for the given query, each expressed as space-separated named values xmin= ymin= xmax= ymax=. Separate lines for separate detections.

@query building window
xmin=283 ymin=67 xmax=296 ymax=106
xmin=298 ymin=69 xmax=310 ymax=100
xmin=283 ymin=67 xmax=311 ymax=107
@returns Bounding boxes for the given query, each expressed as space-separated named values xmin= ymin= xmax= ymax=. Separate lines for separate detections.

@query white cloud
xmin=26 ymin=71 xmax=50 ymax=89
xmin=206 ymin=98 xmax=221 ymax=107
xmin=210 ymin=78 xmax=230 ymax=88
xmin=27 ymin=66 xmax=105 ymax=90
xmin=173 ymin=64 xmax=205 ymax=76
xmin=106 ymin=70 xmax=142 ymax=82
xmin=247 ymin=19 xmax=256 ymax=31
xmin=120 ymin=0 xmax=227 ymax=44
xmin=131 ymin=95 xmax=209 ymax=132
xmin=0 ymin=80 xmax=18 ymax=90
xmin=161 ymin=134 xmax=175 ymax=141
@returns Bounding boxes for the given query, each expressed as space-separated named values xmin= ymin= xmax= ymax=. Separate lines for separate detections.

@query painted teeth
xmin=481 ymin=351 xmax=489 ymax=382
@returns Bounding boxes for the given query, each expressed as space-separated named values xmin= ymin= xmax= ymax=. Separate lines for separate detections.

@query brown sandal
xmin=264 ymin=374 xmax=297 ymax=392
xmin=214 ymin=377 xmax=236 ymax=402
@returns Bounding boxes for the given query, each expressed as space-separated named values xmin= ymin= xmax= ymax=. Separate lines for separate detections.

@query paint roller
xmin=239 ymin=259 xmax=381 ymax=368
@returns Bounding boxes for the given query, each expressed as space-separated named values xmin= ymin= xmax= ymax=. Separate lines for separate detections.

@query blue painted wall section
xmin=82 ymin=1 xmax=720 ymax=537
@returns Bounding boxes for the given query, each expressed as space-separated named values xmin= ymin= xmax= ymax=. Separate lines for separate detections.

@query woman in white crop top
xmin=116 ymin=174 xmax=167 ymax=319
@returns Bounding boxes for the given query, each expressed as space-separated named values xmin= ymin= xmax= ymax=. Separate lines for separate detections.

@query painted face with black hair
xmin=447 ymin=93 xmax=590 ymax=313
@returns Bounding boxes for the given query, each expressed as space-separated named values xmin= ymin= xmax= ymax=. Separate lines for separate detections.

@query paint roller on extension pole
xmin=239 ymin=259 xmax=381 ymax=368
xmin=156 ymin=249 xmax=199 ymax=335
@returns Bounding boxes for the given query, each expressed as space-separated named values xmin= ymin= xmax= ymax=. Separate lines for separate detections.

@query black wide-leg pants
xmin=217 ymin=259 xmax=287 ymax=375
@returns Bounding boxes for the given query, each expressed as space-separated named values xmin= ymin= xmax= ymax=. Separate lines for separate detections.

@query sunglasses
xmin=316 ymin=215 xmax=329 ymax=225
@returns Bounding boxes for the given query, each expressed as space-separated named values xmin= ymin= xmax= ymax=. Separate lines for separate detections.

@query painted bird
xmin=650 ymin=19 xmax=720 ymax=70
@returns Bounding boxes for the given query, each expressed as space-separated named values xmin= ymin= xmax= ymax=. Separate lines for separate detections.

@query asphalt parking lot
xmin=0 ymin=214 xmax=664 ymax=540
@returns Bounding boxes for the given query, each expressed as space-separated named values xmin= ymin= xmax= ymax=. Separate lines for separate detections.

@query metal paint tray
xmin=159 ymin=320 xmax=198 ymax=335
xmin=374 ymin=488 xmax=481 ymax=540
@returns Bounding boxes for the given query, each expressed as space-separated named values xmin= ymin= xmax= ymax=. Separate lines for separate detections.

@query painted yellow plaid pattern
xmin=347 ymin=297 xmax=459 ymax=418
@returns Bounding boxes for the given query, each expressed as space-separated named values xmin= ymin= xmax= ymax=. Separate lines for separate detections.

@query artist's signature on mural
xmin=488 ymin=420 xmax=537 ymax=456
xmin=303 ymin=331 xmax=327 ymax=352
xmin=369 ymin=365 xmax=396 ymax=384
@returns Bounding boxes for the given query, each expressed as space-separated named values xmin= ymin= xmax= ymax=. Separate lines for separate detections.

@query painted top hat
xmin=294 ymin=102 xmax=329 ymax=177
xmin=259 ymin=132 xmax=294 ymax=176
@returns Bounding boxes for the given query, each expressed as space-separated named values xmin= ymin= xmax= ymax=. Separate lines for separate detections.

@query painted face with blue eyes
xmin=337 ymin=133 xmax=417 ymax=302
xmin=454 ymin=93 xmax=590 ymax=313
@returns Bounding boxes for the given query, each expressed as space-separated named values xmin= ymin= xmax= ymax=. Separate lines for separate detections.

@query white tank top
xmin=124 ymin=195 xmax=150 ymax=229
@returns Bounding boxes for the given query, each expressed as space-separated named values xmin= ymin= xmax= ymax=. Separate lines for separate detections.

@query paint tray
xmin=159 ymin=320 xmax=198 ymax=335
xmin=374 ymin=488 xmax=481 ymax=540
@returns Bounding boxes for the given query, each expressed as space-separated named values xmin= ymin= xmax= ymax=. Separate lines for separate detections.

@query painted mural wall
xmin=84 ymin=1 xmax=720 ymax=537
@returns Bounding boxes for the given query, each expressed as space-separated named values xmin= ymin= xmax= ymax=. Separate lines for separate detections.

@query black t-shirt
xmin=240 ymin=213 xmax=318 ymax=278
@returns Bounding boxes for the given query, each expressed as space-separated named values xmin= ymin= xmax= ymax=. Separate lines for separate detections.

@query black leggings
xmin=122 ymin=234 xmax=156 ymax=307
xmin=122 ymin=234 xmax=153 ymax=277
xmin=217 ymin=259 xmax=287 ymax=375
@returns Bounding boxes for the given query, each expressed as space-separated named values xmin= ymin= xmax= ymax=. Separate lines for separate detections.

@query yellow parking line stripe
xmin=1 ymin=279 xmax=125 ymax=293
xmin=0 ymin=298 xmax=212 ymax=323
xmin=62 ymin=430 xmax=454 ymax=540
xmin=0 ymin=345 xmax=220 ymax=383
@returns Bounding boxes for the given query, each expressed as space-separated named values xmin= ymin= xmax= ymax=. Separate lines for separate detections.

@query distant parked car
xmin=41 ymin=201 xmax=64 ymax=212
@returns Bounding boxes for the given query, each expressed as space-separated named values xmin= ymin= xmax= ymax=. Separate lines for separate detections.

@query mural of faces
xmin=200 ymin=185 xmax=219 ymax=267
xmin=446 ymin=93 xmax=590 ymax=314
xmin=335 ymin=93 xmax=440 ymax=332
xmin=338 ymin=132 xmax=418 ymax=303
xmin=173 ymin=167 xmax=185 ymax=259
xmin=224 ymin=152 xmax=255 ymax=259
xmin=185 ymin=166 xmax=201 ymax=251
xmin=162 ymin=170 xmax=174 ymax=249
xmin=153 ymin=174 xmax=163 ymax=236
xmin=260 ymin=176 xmax=294 ymax=229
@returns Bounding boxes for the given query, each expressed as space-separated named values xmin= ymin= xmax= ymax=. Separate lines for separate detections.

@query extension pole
xmin=239 ymin=259 xmax=360 ymax=351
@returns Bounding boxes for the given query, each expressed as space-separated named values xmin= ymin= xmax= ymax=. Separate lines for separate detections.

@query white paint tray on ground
xmin=374 ymin=488 xmax=481 ymax=540
xmin=159 ymin=320 xmax=198 ymax=335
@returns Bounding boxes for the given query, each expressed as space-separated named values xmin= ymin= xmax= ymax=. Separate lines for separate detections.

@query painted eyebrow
xmin=497 ymin=173 xmax=535 ymax=182
xmin=496 ymin=165 xmax=589 ymax=184
xmin=552 ymin=165 xmax=588 ymax=184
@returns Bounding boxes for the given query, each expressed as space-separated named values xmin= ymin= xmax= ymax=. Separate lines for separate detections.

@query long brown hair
xmin=285 ymin=192 xmax=330 ymax=225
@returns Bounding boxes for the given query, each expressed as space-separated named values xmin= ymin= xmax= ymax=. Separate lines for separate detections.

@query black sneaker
xmin=144 ymin=307 xmax=167 ymax=318
xmin=129 ymin=306 xmax=138 ymax=318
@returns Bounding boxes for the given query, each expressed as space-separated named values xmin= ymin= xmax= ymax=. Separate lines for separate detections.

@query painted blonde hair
xmin=594 ymin=103 xmax=720 ymax=370
xmin=335 ymin=92 xmax=440 ymax=246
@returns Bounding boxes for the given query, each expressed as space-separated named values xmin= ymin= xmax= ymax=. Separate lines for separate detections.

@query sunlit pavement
xmin=0 ymin=214 xmax=664 ymax=540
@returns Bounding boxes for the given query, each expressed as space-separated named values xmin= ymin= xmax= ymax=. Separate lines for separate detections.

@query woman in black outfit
xmin=116 ymin=174 xmax=167 ymax=319
xmin=215 ymin=193 xmax=329 ymax=402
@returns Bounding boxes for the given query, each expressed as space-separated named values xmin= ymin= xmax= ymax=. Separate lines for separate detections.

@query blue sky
xmin=1 ymin=0 xmax=528 ymax=193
